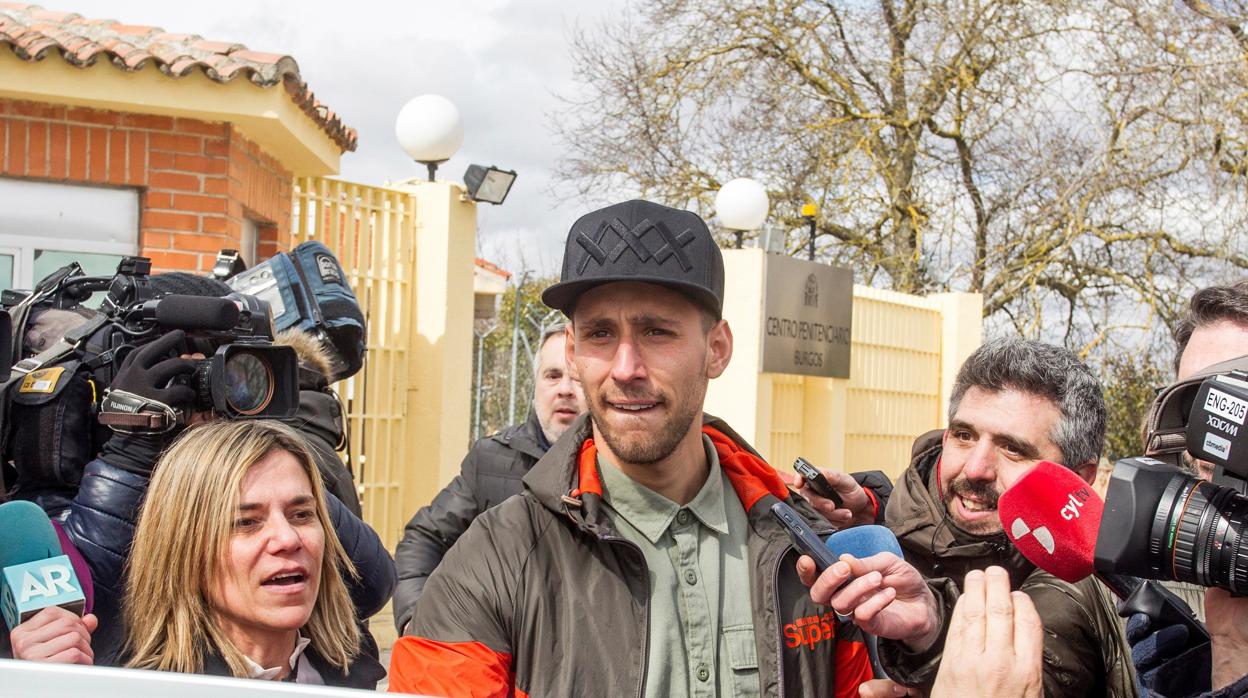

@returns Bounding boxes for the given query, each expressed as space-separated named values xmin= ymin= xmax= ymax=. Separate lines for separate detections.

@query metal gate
xmin=291 ymin=176 xmax=416 ymax=549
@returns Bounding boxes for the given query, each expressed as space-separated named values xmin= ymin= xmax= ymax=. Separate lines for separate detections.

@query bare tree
xmin=554 ymin=0 xmax=1248 ymax=350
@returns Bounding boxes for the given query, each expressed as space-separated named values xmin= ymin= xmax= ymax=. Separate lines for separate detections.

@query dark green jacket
xmin=389 ymin=413 xmax=874 ymax=698
xmin=879 ymin=430 xmax=1138 ymax=697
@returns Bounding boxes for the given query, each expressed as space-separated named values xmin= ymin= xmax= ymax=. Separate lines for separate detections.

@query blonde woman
xmin=122 ymin=419 xmax=385 ymax=686
xmin=55 ymin=332 xmax=393 ymax=671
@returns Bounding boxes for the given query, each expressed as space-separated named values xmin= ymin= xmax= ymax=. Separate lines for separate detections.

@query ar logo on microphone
xmin=17 ymin=564 xmax=75 ymax=603
xmin=1009 ymin=517 xmax=1055 ymax=555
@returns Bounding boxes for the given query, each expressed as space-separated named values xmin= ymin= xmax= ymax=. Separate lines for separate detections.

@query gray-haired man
xmin=803 ymin=337 xmax=1138 ymax=697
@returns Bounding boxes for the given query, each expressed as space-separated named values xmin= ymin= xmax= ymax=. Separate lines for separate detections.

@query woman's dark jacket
xmin=62 ymin=455 xmax=396 ymax=666
xmin=199 ymin=623 xmax=386 ymax=689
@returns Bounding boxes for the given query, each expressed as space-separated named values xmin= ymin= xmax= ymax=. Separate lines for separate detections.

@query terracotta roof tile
xmin=0 ymin=3 xmax=356 ymax=152
xmin=475 ymin=258 xmax=513 ymax=280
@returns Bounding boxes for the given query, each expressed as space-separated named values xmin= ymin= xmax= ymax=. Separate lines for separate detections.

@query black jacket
xmin=63 ymin=455 xmax=397 ymax=666
xmin=392 ymin=410 xmax=548 ymax=633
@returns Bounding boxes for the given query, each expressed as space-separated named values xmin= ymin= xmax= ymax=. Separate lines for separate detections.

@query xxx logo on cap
xmin=576 ymin=217 xmax=697 ymax=274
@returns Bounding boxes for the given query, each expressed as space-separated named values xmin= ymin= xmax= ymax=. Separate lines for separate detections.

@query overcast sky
xmin=66 ymin=0 xmax=620 ymax=277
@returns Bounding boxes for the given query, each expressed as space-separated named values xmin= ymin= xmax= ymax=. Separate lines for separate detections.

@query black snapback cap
xmin=542 ymin=199 xmax=724 ymax=317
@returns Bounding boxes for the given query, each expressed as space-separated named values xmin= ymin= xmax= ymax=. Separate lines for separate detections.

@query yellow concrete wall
xmin=706 ymin=250 xmax=982 ymax=482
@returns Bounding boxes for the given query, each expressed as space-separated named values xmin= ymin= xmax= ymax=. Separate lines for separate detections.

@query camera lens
xmin=1157 ymin=477 xmax=1248 ymax=594
xmin=222 ymin=351 xmax=274 ymax=416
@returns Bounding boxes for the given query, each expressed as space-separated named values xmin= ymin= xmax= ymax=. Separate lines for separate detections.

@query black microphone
xmin=149 ymin=294 xmax=240 ymax=332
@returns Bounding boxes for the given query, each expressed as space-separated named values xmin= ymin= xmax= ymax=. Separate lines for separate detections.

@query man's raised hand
xmin=930 ymin=566 xmax=1043 ymax=698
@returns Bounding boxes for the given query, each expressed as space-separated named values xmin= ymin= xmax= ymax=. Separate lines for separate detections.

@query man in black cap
xmin=389 ymin=200 xmax=874 ymax=697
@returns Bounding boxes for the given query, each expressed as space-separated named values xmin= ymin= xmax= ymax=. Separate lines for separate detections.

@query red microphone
xmin=997 ymin=461 xmax=1102 ymax=583
xmin=998 ymin=461 xmax=1207 ymax=640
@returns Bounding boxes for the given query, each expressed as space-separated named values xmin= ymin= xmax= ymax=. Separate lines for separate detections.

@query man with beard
xmin=387 ymin=199 xmax=873 ymax=697
xmin=802 ymin=338 xmax=1137 ymax=697
xmin=391 ymin=326 xmax=586 ymax=633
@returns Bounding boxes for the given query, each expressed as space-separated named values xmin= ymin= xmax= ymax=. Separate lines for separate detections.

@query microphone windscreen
xmin=0 ymin=501 xmax=61 ymax=569
xmin=154 ymin=294 xmax=240 ymax=332
xmin=998 ymin=461 xmax=1103 ymax=583
xmin=0 ymin=501 xmax=86 ymax=629
xmin=825 ymin=524 xmax=904 ymax=560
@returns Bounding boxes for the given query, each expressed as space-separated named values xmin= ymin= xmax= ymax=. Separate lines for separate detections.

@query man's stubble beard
xmin=590 ymin=387 xmax=704 ymax=465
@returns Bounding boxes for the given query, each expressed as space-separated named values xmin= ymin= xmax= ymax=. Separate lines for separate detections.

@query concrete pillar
xmin=706 ymin=249 xmax=768 ymax=450
xmin=930 ymin=292 xmax=984 ymax=417
xmin=802 ymin=376 xmax=848 ymax=472
xmin=394 ymin=180 xmax=477 ymax=517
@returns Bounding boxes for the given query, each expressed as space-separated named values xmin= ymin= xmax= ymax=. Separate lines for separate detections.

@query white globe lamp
xmin=395 ymin=94 xmax=464 ymax=181
xmin=715 ymin=177 xmax=770 ymax=248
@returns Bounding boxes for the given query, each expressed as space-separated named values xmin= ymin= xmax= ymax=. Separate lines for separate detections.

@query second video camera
xmin=1095 ymin=365 xmax=1248 ymax=594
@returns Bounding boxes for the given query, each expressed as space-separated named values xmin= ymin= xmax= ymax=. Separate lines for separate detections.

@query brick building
xmin=0 ymin=3 xmax=355 ymax=286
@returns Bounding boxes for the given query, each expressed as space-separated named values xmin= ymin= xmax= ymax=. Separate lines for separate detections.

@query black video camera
xmin=6 ymin=256 xmax=298 ymax=421
xmin=0 ymin=257 xmax=298 ymax=510
xmin=1095 ymin=361 xmax=1248 ymax=594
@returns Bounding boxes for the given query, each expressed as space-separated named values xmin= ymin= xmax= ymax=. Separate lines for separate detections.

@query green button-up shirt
xmin=598 ymin=435 xmax=760 ymax=698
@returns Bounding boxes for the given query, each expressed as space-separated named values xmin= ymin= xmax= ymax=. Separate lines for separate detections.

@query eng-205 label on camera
xmin=1206 ymin=387 xmax=1248 ymax=426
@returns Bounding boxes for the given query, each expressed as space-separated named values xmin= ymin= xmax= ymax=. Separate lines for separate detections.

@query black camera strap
xmin=6 ymin=263 xmax=85 ymax=356
xmin=10 ymin=313 xmax=109 ymax=378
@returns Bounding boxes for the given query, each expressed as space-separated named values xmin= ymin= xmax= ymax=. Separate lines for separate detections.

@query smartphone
xmin=771 ymin=501 xmax=838 ymax=572
xmin=793 ymin=457 xmax=844 ymax=508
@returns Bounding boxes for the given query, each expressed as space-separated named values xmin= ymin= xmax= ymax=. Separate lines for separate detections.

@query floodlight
xmin=463 ymin=165 xmax=517 ymax=205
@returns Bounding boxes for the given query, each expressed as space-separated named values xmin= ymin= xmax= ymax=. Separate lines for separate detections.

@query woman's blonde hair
xmin=124 ymin=419 xmax=360 ymax=677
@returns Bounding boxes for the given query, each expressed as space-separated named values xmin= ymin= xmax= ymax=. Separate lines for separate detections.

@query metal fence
xmin=291 ymin=176 xmax=416 ymax=550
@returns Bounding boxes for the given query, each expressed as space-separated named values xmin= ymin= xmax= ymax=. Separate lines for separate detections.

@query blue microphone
xmin=824 ymin=524 xmax=904 ymax=560
xmin=824 ymin=525 xmax=904 ymax=682
xmin=0 ymin=501 xmax=86 ymax=630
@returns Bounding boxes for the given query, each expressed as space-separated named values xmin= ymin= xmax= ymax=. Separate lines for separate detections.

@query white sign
xmin=1204 ymin=432 xmax=1232 ymax=460
xmin=1206 ymin=387 xmax=1248 ymax=426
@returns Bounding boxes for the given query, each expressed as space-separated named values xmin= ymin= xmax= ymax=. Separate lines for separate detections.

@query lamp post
xmin=802 ymin=202 xmax=818 ymax=261
xmin=715 ymin=178 xmax=769 ymax=249
xmin=395 ymin=94 xmax=464 ymax=181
